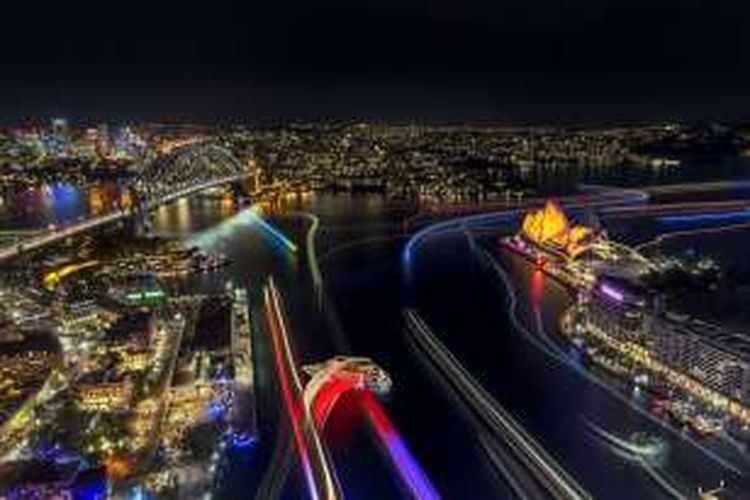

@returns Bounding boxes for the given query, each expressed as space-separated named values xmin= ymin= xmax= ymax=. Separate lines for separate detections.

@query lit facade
xmin=77 ymin=379 xmax=134 ymax=412
xmin=520 ymin=200 xmax=594 ymax=258
xmin=581 ymin=279 xmax=750 ymax=422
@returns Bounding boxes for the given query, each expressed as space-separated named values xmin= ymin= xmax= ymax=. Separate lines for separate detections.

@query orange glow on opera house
xmin=520 ymin=200 xmax=596 ymax=258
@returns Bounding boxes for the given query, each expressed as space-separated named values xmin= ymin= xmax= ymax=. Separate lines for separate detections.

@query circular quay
xmin=3 ymin=1 xmax=750 ymax=499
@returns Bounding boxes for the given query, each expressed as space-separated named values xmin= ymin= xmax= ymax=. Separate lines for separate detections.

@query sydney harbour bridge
xmin=0 ymin=142 xmax=256 ymax=261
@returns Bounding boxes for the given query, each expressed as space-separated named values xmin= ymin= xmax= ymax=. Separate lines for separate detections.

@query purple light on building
xmin=600 ymin=283 xmax=624 ymax=302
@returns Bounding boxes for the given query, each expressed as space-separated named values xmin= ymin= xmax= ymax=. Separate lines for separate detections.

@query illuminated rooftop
xmin=520 ymin=200 xmax=595 ymax=258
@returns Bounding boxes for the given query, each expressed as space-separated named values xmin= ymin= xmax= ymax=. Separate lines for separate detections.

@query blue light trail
xmin=188 ymin=206 xmax=297 ymax=254
xmin=659 ymin=209 xmax=750 ymax=225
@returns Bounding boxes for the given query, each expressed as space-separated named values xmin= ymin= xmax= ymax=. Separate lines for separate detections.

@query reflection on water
xmin=152 ymin=198 xmax=238 ymax=238
xmin=522 ymin=155 xmax=750 ymax=194
xmin=186 ymin=206 xmax=298 ymax=266
xmin=3 ymin=155 xmax=750 ymax=497
xmin=0 ymin=181 xmax=130 ymax=229
xmin=5 ymin=153 xmax=748 ymax=229
xmin=530 ymin=267 xmax=545 ymax=310
xmin=175 ymin=198 xmax=191 ymax=234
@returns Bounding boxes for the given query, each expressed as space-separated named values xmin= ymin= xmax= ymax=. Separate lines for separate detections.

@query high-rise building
xmin=47 ymin=118 xmax=71 ymax=156
xmin=51 ymin=118 xmax=69 ymax=140
xmin=96 ymin=123 xmax=111 ymax=158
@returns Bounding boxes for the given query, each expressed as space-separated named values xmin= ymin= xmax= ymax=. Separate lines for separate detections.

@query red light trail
xmin=311 ymin=376 xmax=441 ymax=500
xmin=264 ymin=286 xmax=319 ymax=500
xmin=263 ymin=281 xmax=343 ymax=500
xmin=359 ymin=391 xmax=441 ymax=500
xmin=265 ymin=280 xmax=437 ymax=500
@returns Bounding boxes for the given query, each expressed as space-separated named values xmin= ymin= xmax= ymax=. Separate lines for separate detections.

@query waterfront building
xmin=584 ymin=277 xmax=649 ymax=345
xmin=518 ymin=200 xmax=597 ymax=259
xmin=650 ymin=321 xmax=750 ymax=406
xmin=504 ymin=200 xmax=652 ymax=290
xmin=581 ymin=277 xmax=750 ymax=416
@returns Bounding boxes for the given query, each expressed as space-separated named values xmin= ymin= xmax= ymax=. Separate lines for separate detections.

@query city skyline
xmin=1 ymin=118 xmax=750 ymax=498
xmin=3 ymin=1 xmax=750 ymax=498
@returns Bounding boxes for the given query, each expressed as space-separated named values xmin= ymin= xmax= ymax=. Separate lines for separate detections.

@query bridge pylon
xmin=134 ymin=212 xmax=153 ymax=238
xmin=230 ymin=181 xmax=251 ymax=205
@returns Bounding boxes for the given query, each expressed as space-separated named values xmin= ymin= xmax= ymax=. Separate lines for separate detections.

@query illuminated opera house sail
xmin=519 ymin=200 xmax=595 ymax=259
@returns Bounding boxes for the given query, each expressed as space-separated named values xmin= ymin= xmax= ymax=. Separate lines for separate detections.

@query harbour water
xmin=3 ymin=155 xmax=750 ymax=497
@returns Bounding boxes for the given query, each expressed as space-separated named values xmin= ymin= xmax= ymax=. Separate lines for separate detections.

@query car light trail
xmin=359 ymin=391 xmax=441 ymax=500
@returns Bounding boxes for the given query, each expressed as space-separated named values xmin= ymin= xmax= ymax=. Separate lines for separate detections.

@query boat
xmin=628 ymin=432 xmax=667 ymax=460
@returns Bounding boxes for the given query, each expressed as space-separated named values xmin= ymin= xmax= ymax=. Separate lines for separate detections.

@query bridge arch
xmin=132 ymin=143 xmax=247 ymax=207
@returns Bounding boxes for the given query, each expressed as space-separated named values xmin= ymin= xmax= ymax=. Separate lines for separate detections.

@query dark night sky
xmin=2 ymin=0 xmax=749 ymax=123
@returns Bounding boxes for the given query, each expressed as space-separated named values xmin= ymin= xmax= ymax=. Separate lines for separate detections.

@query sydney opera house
xmin=518 ymin=199 xmax=598 ymax=260
xmin=503 ymin=200 xmax=652 ymax=286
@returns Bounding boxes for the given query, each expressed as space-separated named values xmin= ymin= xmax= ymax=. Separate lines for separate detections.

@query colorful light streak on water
xmin=402 ymin=185 xmax=649 ymax=280
xmin=599 ymin=283 xmax=625 ymax=303
xmin=637 ymin=219 xmax=750 ymax=253
xmin=232 ymin=433 xmax=258 ymax=449
xmin=530 ymin=267 xmax=545 ymax=310
xmin=310 ymin=378 xmax=440 ymax=500
xmin=659 ymin=209 xmax=750 ymax=225
xmin=359 ymin=391 xmax=441 ymax=500
xmin=265 ymin=280 xmax=344 ymax=499
xmin=188 ymin=205 xmax=297 ymax=254
xmin=264 ymin=288 xmax=319 ymax=500
xmin=249 ymin=209 xmax=298 ymax=253
xmin=313 ymin=378 xmax=355 ymax=427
